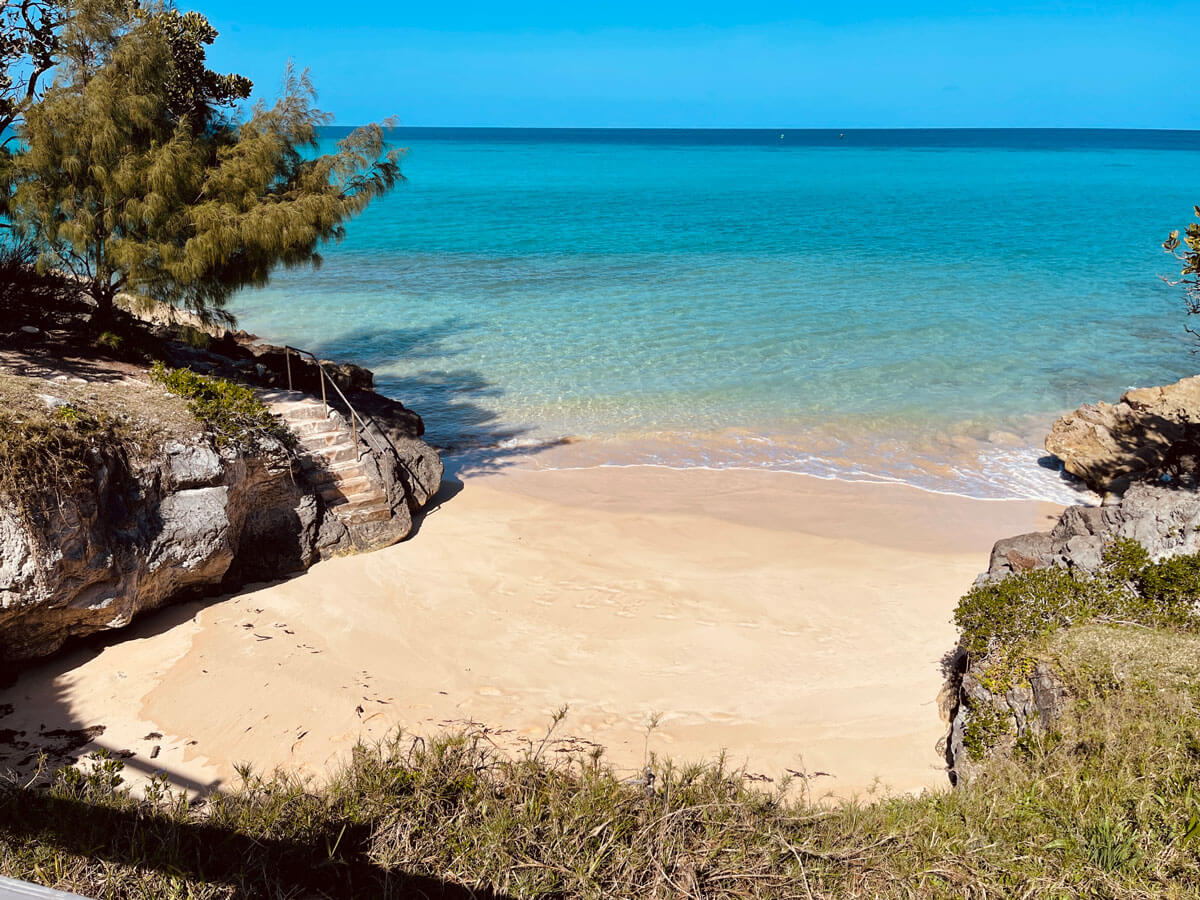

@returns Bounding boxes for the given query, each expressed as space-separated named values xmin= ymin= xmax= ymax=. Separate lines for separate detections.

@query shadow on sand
xmin=0 ymin=585 xmax=519 ymax=897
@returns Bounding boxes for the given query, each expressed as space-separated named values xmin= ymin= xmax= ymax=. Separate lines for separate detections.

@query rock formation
xmin=0 ymin=346 xmax=442 ymax=662
xmin=944 ymin=655 xmax=1070 ymax=785
xmin=985 ymin=481 xmax=1200 ymax=579
xmin=1045 ymin=374 xmax=1200 ymax=493
xmin=945 ymin=376 xmax=1200 ymax=783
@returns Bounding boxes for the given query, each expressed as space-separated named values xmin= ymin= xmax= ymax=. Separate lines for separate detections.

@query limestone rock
xmin=982 ymin=482 xmax=1200 ymax=581
xmin=951 ymin=478 xmax=1200 ymax=783
xmin=947 ymin=658 xmax=1070 ymax=785
xmin=0 ymin=416 xmax=441 ymax=661
xmin=946 ymin=376 xmax=1200 ymax=784
xmin=1045 ymin=375 xmax=1200 ymax=492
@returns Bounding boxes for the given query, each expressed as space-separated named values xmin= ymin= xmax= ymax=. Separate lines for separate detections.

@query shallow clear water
xmin=230 ymin=128 xmax=1200 ymax=501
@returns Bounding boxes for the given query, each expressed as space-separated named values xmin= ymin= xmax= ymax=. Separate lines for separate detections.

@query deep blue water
xmin=230 ymin=128 xmax=1200 ymax=500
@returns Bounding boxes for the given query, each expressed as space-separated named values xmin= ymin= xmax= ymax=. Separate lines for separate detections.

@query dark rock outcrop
xmin=0 ymin=361 xmax=443 ymax=662
xmin=946 ymin=480 xmax=1200 ymax=783
xmin=945 ymin=655 xmax=1070 ymax=785
xmin=945 ymin=376 xmax=1200 ymax=783
xmin=0 ymin=416 xmax=442 ymax=661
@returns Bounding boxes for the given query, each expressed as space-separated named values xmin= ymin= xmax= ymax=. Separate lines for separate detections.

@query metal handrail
xmin=281 ymin=345 xmax=432 ymax=500
xmin=283 ymin=344 xmax=369 ymax=458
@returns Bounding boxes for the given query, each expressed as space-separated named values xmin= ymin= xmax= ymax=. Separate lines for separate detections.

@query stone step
xmin=291 ymin=418 xmax=341 ymax=437
xmin=260 ymin=387 xmax=396 ymax=528
xmin=306 ymin=457 xmax=367 ymax=476
xmin=276 ymin=404 xmax=328 ymax=422
xmin=258 ymin=390 xmax=330 ymax=417
xmin=297 ymin=433 xmax=348 ymax=452
xmin=342 ymin=505 xmax=393 ymax=524
xmin=326 ymin=490 xmax=390 ymax=511
xmin=317 ymin=475 xmax=374 ymax=497
xmin=308 ymin=465 xmax=370 ymax=489
xmin=299 ymin=443 xmax=360 ymax=465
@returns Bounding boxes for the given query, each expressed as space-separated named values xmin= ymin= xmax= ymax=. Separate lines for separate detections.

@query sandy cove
xmin=0 ymin=465 xmax=1062 ymax=799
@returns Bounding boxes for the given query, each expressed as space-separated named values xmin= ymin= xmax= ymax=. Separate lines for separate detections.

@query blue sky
xmin=196 ymin=1 xmax=1197 ymax=128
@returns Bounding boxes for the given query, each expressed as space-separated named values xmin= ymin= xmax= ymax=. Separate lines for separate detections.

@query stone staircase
xmin=257 ymin=389 xmax=392 ymax=525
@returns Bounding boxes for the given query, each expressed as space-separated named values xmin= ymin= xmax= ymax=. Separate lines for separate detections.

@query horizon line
xmin=325 ymin=124 xmax=1200 ymax=132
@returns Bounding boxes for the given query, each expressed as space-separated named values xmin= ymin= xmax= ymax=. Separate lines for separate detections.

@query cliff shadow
xmin=0 ymin=600 xmax=223 ymax=795
xmin=308 ymin=322 xmax=575 ymax=483
xmin=0 ymin=780 xmax=516 ymax=898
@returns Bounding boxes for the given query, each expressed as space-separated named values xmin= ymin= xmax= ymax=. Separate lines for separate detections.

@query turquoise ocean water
xmin=230 ymin=129 xmax=1200 ymax=502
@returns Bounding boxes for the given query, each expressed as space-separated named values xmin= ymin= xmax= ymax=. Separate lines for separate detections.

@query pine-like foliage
xmin=7 ymin=0 xmax=402 ymax=323
xmin=0 ymin=0 xmax=65 ymax=229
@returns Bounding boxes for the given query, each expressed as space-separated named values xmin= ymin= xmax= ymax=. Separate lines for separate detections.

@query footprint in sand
xmin=705 ymin=711 xmax=741 ymax=724
xmin=477 ymin=686 xmax=503 ymax=697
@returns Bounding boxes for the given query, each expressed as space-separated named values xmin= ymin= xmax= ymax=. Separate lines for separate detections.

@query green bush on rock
xmin=150 ymin=363 xmax=294 ymax=455
xmin=956 ymin=539 xmax=1200 ymax=697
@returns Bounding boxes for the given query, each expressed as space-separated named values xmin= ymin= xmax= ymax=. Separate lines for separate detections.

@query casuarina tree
xmin=6 ymin=1 xmax=402 ymax=324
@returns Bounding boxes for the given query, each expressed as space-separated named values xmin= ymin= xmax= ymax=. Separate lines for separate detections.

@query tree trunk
xmin=91 ymin=285 xmax=115 ymax=329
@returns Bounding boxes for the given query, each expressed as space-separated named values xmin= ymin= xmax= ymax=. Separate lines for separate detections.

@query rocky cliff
xmin=0 ymin=350 xmax=442 ymax=662
xmin=944 ymin=377 xmax=1200 ymax=784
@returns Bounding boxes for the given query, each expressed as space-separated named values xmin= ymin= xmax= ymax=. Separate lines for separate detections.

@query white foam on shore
xmin=448 ymin=428 xmax=1098 ymax=506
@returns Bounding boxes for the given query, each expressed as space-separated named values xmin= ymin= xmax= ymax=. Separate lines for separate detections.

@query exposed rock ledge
xmin=941 ymin=480 xmax=1200 ymax=784
xmin=985 ymin=481 xmax=1200 ymax=579
xmin=0 ymin=353 xmax=442 ymax=662
xmin=1045 ymin=374 xmax=1200 ymax=494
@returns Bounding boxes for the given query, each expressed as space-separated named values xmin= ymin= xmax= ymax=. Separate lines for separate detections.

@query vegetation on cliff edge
xmin=956 ymin=539 xmax=1200 ymax=699
xmin=149 ymin=363 xmax=294 ymax=454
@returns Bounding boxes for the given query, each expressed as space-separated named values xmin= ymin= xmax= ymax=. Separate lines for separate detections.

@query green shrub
xmin=94 ymin=330 xmax=124 ymax=351
xmin=956 ymin=567 xmax=1120 ymax=694
xmin=1100 ymin=537 xmax=1150 ymax=584
xmin=956 ymin=543 xmax=1200 ymax=698
xmin=1136 ymin=554 xmax=1200 ymax=621
xmin=962 ymin=703 xmax=1011 ymax=761
xmin=150 ymin=363 xmax=294 ymax=455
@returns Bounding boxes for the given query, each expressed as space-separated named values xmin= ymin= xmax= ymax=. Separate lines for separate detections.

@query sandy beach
xmin=0 ymin=463 xmax=1062 ymax=799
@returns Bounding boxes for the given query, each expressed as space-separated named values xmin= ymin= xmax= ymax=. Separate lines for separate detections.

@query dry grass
xmin=0 ymin=371 xmax=201 ymax=447
xmin=0 ymin=370 xmax=203 ymax=522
